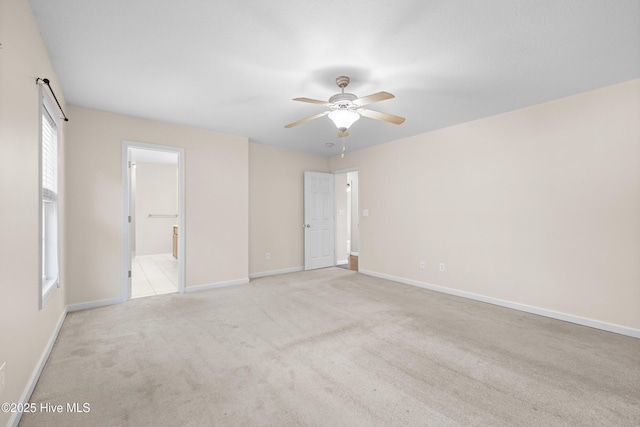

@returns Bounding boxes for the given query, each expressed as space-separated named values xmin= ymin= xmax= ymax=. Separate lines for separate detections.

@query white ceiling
xmin=29 ymin=0 xmax=640 ymax=157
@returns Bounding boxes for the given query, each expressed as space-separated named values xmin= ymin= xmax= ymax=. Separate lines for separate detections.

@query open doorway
xmin=122 ymin=141 xmax=185 ymax=300
xmin=335 ymin=170 xmax=359 ymax=271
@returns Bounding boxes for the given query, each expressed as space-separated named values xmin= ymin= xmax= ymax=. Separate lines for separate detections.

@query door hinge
xmin=128 ymin=161 xmax=132 ymax=168
xmin=128 ymin=270 xmax=131 ymax=278
xmin=128 ymin=215 xmax=131 ymax=223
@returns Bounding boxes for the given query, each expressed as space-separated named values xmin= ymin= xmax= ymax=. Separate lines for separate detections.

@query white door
xmin=304 ymin=171 xmax=335 ymax=270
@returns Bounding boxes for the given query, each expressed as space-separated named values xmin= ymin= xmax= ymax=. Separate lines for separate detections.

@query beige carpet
xmin=20 ymin=268 xmax=640 ymax=426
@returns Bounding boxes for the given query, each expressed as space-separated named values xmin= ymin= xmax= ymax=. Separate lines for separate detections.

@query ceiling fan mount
xmin=329 ymin=76 xmax=357 ymax=107
xmin=335 ymin=75 xmax=350 ymax=89
xmin=285 ymin=76 xmax=405 ymax=138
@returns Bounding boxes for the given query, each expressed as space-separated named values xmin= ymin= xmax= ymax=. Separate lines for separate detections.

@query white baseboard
xmin=249 ymin=266 xmax=303 ymax=279
xmin=185 ymin=278 xmax=249 ymax=293
xmin=67 ymin=297 xmax=122 ymax=312
xmin=359 ymin=269 xmax=640 ymax=339
xmin=350 ymin=252 xmax=359 ymax=256
xmin=9 ymin=308 xmax=67 ymax=427
xmin=336 ymin=260 xmax=349 ymax=266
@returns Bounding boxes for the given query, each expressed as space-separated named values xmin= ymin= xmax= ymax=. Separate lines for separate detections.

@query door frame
xmin=121 ymin=140 xmax=186 ymax=301
xmin=332 ymin=167 xmax=360 ymax=267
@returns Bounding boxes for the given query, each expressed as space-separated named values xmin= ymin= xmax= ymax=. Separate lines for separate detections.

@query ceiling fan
xmin=285 ymin=76 xmax=405 ymax=137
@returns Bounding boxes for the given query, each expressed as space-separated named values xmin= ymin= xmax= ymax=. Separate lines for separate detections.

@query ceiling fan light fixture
xmin=328 ymin=109 xmax=360 ymax=130
xmin=285 ymin=76 xmax=404 ymax=136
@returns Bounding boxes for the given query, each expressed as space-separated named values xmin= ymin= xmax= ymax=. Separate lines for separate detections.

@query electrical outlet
xmin=439 ymin=263 xmax=445 ymax=272
xmin=420 ymin=260 xmax=425 ymax=269
xmin=265 ymin=252 xmax=271 ymax=260
xmin=0 ymin=362 xmax=6 ymax=395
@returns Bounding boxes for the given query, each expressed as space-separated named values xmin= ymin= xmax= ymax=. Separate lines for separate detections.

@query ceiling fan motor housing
xmin=329 ymin=92 xmax=357 ymax=109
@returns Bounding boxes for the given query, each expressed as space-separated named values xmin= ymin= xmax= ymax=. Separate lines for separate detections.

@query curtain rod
xmin=36 ymin=77 xmax=69 ymax=122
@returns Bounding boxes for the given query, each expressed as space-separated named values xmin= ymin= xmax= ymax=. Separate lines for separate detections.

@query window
xmin=40 ymin=86 xmax=60 ymax=307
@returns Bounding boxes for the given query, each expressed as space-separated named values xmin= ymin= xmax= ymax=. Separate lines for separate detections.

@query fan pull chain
xmin=341 ymin=134 xmax=348 ymax=159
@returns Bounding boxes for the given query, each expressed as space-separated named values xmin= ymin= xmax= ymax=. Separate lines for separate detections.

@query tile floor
xmin=132 ymin=253 xmax=178 ymax=298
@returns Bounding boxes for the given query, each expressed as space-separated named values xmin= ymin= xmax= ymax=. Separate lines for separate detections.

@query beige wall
xmin=331 ymin=79 xmax=640 ymax=330
xmin=0 ymin=0 xmax=68 ymax=425
xmin=65 ymin=105 xmax=249 ymax=303
xmin=249 ymin=143 xmax=329 ymax=275
xmin=134 ymin=163 xmax=178 ymax=256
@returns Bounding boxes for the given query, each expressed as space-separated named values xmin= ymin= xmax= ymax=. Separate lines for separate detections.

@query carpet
xmin=19 ymin=268 xmax=640 ymax=426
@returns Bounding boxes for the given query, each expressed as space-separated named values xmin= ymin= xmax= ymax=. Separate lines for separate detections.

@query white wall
xmin=134 ymin=163 xmax=178 ymax=256
xmin=0 ymin=1 xmax=68 ymax=425
xmin=330 ymin=79 xmax=640 ymax=332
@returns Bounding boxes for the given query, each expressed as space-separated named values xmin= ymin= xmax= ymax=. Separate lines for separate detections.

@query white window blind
xmin=42 ymin=108 xmax=58 ymax=201
xmin=40 ymin=86 xmax=60 ymax=308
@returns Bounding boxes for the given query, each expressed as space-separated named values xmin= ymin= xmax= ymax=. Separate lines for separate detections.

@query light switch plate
xmin=363 ymin=209 xmax=369 ymax=217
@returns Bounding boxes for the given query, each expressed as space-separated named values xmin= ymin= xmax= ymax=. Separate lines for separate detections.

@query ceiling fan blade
xmin=284 ymin=111 xmax=329 ymax=128
xmin=352 ymin=91 xmax=394 ymax=107
xmin=359 ymin=109 xmax=406 ymax=125
xmin=293 ymin=97 xmax=331 ymax=106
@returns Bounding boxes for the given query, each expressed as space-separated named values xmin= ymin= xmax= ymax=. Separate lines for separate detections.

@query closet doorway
xmin=122 ymin=141 xmax=185 ymax=300
xmin=335 ymin=170 xmax=359 ymax=271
